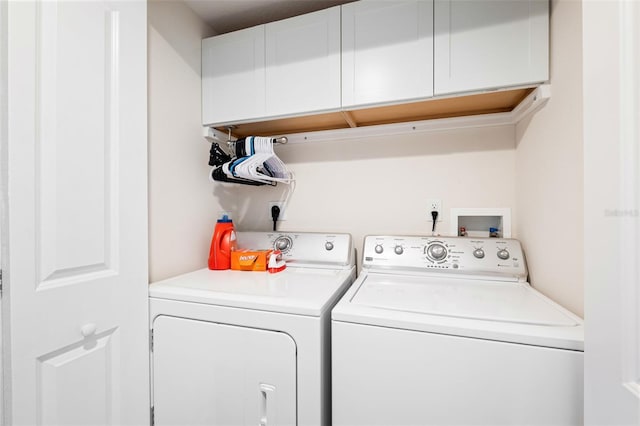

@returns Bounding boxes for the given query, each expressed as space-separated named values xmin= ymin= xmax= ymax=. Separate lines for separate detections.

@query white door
xmin=434 ymin=0 xmax=548 ymax=96
xmin=341 ymin=0 xmax=433 ymax=108
xmin=265 ymin=6 xmax=341 ymax=117
xmin=2 ymin=1 xmax=149 ymax=425
xmin=583 ymin=0 xmax=640 ymax=424
xmin=202 ymin=26 xmax=266 ymax=125
xmin=152 ymin=316 xmax=296 ymax=426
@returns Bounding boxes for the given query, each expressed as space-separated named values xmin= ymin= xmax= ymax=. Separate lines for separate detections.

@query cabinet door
xmin=153 ymin=316 xmax=297 ymax=426
xmin=265 ymin=6 xmax=341 ymax=117
xmin=434 ymin=0 xmax=549 ymax=95
xmin=342 ymin=1 xmax=434 ymax=108
xmin=202 ymin=26 xmax=266 ymax=125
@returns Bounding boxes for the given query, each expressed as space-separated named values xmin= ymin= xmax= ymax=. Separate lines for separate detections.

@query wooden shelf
xmin=215 ymin=87 xmax=535 ymax=139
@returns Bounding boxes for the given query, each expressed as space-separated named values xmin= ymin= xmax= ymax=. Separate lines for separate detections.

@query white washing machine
xmin=149 ymin=232 xmax=355 ymax=426
xmin=332 ymin=235 xmax=584 ymax=426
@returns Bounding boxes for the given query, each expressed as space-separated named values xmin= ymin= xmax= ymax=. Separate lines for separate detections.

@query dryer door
xmin=152 ymin=315 xmax=296 ymax=426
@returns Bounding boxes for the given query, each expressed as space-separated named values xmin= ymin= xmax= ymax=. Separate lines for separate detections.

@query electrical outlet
xmin=427 ymin=199 xmax=442 ymax=221
xmin=268 ymin=201 xmax=287 ymax=221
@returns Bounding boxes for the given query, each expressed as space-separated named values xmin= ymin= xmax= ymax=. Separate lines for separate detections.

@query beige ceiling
xmin=184 ymin=0 xmax=355 ymax=34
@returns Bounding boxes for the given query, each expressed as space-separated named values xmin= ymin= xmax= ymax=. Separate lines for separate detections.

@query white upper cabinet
xmin=266 ymin=6 xmax=341 ymax=117
xmin=434 ymin=0 xmax=549 ymax=96
xmin=342 ymin=1 xmax=434 ymax=108
xmin=202 ymin=26 xmax=266 ymax=126
xmin=201 ymin=0 xmax=549 ymax=129
xmin=202 ymin=7 xmax=340 ymax=125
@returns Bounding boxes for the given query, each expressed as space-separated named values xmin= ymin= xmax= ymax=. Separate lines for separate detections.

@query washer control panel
xmin=237 ymin=232 xmax=354 ymax=267
xmin=362 ymin=235 xmax=527 ymax=280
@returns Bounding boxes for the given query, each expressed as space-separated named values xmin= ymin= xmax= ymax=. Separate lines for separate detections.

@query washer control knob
xmin=325 ymin=241 xmax=334 ymax=251
xmin=497 ymin=249 xmax=510 ymax=260
xmin=427 ymin=243 xmax=447 ymax=261
xmin=374 ymin=244 xmax=384 ymax=254
xmin=394 ymin=245 xmax=404 ymax=255
xmin=473 ymin=248 xmax=485 ymax=259
xmin=274 ymin=236 xmax=292 ymax=252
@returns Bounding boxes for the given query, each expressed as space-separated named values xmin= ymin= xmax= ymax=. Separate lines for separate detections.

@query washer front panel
xmin=332 ymin=321 xmax=584 ymax=426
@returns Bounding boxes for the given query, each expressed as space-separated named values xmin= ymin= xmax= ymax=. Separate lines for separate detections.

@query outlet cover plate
xmin=427 ymin=199 xmax=442 ymax=222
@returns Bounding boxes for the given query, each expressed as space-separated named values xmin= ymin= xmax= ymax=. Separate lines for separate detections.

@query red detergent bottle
xmin=208 ymin=214 xmax=237 ymax=270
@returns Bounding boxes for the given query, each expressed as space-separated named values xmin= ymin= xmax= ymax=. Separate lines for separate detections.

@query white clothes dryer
xmin=332 ymin=235 xmax=584 ymax=426
xmin=150 ymin=232 xmax=355 ymax=426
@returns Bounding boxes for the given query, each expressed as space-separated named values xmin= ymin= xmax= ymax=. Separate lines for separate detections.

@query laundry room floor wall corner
xmin=514 ymin=0 xmax=584 ymax=317
xmin=148 ymin=0 xmax=223 ymax=283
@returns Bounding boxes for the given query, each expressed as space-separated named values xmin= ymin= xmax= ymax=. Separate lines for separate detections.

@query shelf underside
xmin=216 ymin=87 xmax=535 ymax=138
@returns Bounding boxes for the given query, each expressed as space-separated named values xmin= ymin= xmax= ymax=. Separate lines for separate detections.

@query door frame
xmin=0 ymin=0 xmax=7 ymax=422
xmin=583 ymin=0 xmax=640 ymax=423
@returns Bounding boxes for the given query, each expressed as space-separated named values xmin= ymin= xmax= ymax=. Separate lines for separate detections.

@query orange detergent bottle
xmin=208 ymin=214 xmax=237 ymax=270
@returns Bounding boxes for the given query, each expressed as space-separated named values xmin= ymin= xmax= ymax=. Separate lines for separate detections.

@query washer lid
xmin=351 ymin=273 xmax=578 ymax=327
xmin=149 ymin=267 xmax=355 ymax=317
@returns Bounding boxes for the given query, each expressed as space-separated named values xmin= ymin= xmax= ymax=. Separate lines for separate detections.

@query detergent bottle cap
xmin=217 ymin=212 xmax=233 ymax=223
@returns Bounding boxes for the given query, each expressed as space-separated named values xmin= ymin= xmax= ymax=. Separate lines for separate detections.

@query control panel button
xmin=375 ymin=244 xmax=384 ymax=254
xmin=325 ymin=241 xmax=334 ymax=251
xmin=473 ymin=248 xmax=485 ymax=259
xmin=427 ymin=243 xmax=447 ymax=261
xmin=394 ymin=246 xmax=404 ymax=255
xmin=497 ymin=249 xmax=510 ymax=260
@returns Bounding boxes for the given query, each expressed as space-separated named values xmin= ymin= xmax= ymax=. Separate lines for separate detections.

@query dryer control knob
xmin=374 ymin=244 xmax=384 ymax=254
xmin=473 ymin=248 xmax=485 ymax=259
xmin=274 ymin=236 xmax=292 ymax=252
xmin=497 ymin=249 xmax=510 ymax=260
xmin=427 ymin=243 xmax=447 ymax=261
xmin=394 ymin=245 xmax=404 ymax=255
xmin=325 ymin=241 xmax=334 ymax=251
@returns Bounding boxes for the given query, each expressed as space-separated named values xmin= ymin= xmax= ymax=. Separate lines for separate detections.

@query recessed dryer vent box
xmin=450 ymin=208 xmax=511 ymax=238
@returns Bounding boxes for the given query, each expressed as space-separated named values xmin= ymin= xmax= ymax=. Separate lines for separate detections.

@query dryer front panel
xmin=152 ymin=315 xmax=296 ymax=426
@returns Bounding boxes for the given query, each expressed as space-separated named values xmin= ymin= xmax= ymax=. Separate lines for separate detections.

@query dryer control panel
xmin=363 ymin=236 xmax=527 ymax=281
xmin=237 ymin=232 xmax=354 ymax=268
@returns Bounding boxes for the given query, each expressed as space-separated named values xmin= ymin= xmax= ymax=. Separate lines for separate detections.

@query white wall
xmin=226 ymin=125 xmax=517 ymax=265
xmin=148 ymin=0 xmax=218 ymax=282
xmin=514 ymin=0 xmax=583 ymax=317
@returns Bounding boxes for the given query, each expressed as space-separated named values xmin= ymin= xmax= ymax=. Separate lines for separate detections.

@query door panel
xmin=37 ymin=0 xmax=118 ymax=287
xmin=265 ymin=6 xmax=341 ymax=117
xmin=38 ymin=329 xmax=120 ymax=426
xmin=341 ymin=0 xmax=434 ymax=108
xmin=202 ymin=26 xmax=266 ymax=125
xmin=153 ymin=316 xmax=297 ymax=426
xmin=434 ymin=0 xmax=548 ymax=95
xmin=4 ymin=1 xmax=149 ymax=424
